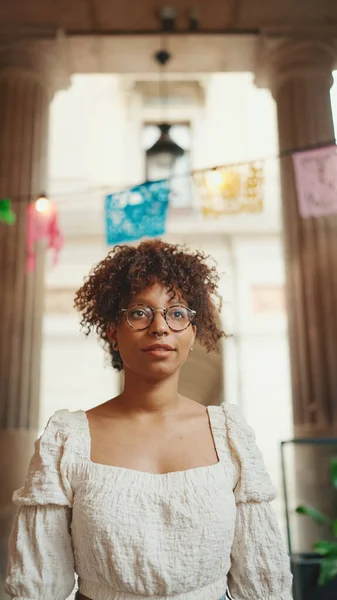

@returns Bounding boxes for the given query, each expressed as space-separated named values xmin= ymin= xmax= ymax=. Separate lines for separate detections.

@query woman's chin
xmin=146 ymin=363 xmax=178 ymax=378
xmin=127 ymin=361 xmax=180 ymax=381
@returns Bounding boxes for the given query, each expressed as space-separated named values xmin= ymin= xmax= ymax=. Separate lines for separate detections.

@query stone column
xmin=260 ymin=39 xmax=337 ymax=552
xmin=262 ymin=39 xmax=337 ymax=437
xmin=0 ymin=37 xmax=69 ymax=594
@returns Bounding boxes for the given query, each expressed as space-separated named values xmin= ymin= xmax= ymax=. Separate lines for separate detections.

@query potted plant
xmin=293 ymin=456 xmax=337 ymax=599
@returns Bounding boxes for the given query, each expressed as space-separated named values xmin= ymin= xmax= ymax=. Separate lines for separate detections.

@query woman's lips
xmin=142 ymin=344 xmax=175 ymax=357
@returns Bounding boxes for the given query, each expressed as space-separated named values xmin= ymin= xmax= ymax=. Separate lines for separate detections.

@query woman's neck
xmin=117 ymin=370 xmax=181 ymax=415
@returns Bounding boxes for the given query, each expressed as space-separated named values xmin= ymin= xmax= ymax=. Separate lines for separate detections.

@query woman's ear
xmin=107 ymin=323 xmax=122 ymax=370
xmin=107 ymin=323 xmax=118 ymax=347
xmin=192 ymin=325 xmax=197 ymax=345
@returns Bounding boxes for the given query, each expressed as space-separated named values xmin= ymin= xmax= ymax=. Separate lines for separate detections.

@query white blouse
xmin=5 ymin=403 xmax=293 ymax=600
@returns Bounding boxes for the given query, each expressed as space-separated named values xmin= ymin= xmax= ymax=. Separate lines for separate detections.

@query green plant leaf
xmin=331 ymin=457 xmax=337 ymax=490
xmin=314 ymin=541 xmax=337 ymax=557
xmin=296 ymin=505 xmax=331 ymax=526
xmin=333 ymin=520 xmax=337 ymax=538
xmin=318 ymin=558 xmax=337 ymax=586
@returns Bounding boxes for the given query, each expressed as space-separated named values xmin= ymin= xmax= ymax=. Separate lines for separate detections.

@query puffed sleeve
xmin=223 ymin=403 xmax=293 ymax=600
xmin=5 ymin=410 xmax=76 ymax=600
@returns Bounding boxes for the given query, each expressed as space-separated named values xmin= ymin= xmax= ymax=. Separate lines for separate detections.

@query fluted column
xmin=0 ymin=37 xmax=69 ymax=592
xmin=257 ymin=39 xmax=337 ymax=554
xmin=261 ymin=39 xmax=337 ymax=437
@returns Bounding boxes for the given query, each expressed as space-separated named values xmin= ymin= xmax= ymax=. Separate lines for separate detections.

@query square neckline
xmin=79 ymin=405 xmax=223 ymax=478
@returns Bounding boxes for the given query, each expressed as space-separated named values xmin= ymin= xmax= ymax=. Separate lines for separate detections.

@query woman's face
xmin=110 ymin=282 xmax=196 ymax=381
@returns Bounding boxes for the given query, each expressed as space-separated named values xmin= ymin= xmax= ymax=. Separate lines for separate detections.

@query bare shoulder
xmin=86 ymin=397 xmax=121 ymax=419
xmin=178 ymin=395 xmax=208 ymax=417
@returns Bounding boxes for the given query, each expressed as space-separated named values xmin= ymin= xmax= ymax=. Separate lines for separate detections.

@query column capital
xmin=255 ymin=37 xmax=337 ymax=96
xmin=0 ymin=33 xmax=71 ymax=98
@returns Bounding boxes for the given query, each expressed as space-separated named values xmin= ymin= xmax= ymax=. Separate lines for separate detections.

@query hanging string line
xmin=2 ymin=138 xmax=336 ymax=203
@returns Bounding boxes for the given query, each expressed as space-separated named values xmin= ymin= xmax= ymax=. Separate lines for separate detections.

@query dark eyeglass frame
xmin=120 ymin=304 xmax=196 ymax=332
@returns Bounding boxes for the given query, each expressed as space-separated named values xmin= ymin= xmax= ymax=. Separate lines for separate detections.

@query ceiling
xmin=0 ymin=0 xmax=336 ymax=35
xmin=66 ymin=34 xmax=258 ymax=74
xmin=0 ymin=1 xmax=336 ymax=76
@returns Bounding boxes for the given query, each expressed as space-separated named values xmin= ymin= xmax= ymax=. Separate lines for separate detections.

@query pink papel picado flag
xmin=293 ymin=145 xmax=337 ymax=218
xmin=26 ymin=197 xmax=63 ymax=272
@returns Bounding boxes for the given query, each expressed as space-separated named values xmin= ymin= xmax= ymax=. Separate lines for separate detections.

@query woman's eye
xmin=133 ymin=310 xmax=145 ymax=318
xmin=170 ymin=309 xmax=186 ymax=319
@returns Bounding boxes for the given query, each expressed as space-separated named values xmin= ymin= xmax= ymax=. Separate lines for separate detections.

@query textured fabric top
xmin=6 ymin=403 xmax=293 ymax=600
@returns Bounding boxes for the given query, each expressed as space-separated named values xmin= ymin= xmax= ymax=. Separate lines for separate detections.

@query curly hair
xmin=74 ymin=239 xmax=225 ymax=370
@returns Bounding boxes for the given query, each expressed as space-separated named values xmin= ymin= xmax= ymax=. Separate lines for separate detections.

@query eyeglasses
xmin=121 ymin=304 xmax=196 ymax=332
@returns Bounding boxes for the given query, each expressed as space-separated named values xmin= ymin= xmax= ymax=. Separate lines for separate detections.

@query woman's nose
xmin=149 ymin=309 xmax=169 ymax=335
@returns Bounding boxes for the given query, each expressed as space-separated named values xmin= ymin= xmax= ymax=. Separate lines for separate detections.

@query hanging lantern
xmin=146 ymin=49 xmax=184 ymax=180
xmin=146 ymin=123 xmax=184 ymax=177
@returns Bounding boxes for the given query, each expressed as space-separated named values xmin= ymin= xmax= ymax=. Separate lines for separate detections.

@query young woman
xmin=6 ymin=240 xmax=293 ymax=600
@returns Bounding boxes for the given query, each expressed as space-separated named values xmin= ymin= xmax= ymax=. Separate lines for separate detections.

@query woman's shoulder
xmin=210 ymin=402 xmax=260 ymax=439
xmin=208 ymin=402 xmax=249 ymax=438
xmin=39 ymin=408 xmax=87 ymax=454
xmin=210 ymin=401 xmax=246 ymax=419
xmin=210 ymin=403 xmax=277 ymax=502
xmin=210 ymin=402 xmax=262 ymax=461
xmin=43 ymin=408 xmax=85 ymax=433
xmin=13 ymin=409 xmax=86 ymax=507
